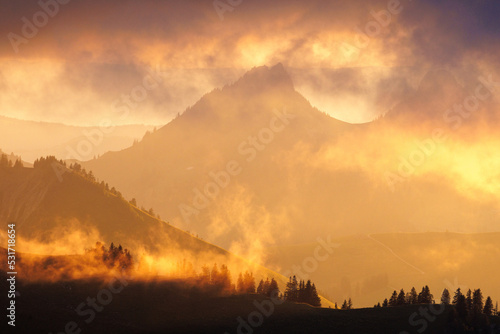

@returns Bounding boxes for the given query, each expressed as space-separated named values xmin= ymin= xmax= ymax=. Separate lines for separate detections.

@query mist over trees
xmin=0 ymin=153 xmax=23 ymax=169
xmin=257 ymin=277 xmax=280 ymax=297
xmin=86 ymin=242 xmax=133 ymax=272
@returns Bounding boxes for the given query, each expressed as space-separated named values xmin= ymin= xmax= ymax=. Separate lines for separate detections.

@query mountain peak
xmin=230 ymin=63 xmax=295 ymax=92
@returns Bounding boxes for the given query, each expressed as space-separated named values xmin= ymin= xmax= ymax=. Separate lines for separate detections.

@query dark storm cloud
xmin=394 ymin=0 xmax=500 ymax=67
xmin=2 ymin=0 xmax=499 ymax=67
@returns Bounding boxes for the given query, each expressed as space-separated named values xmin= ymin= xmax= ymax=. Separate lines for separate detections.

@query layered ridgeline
xmin=0 ymin=115 xmax=154 ymax=162
xmin=0 ymin=158 xmax=334 ymax=306
xmin=83 ymin=64 xmax=500 ymax=249
xmin=0 ymin=149 xmax=31 ymax=167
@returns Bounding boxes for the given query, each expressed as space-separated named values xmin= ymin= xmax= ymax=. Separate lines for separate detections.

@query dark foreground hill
xmin=2 ymin=271 xmax=499 ymax=334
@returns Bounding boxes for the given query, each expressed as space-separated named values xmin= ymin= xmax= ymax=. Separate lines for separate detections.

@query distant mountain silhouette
xmin=0 ymin=148 xmax=31 ymax=167
xmin=0 ymin=115 xmax=154 ymax=162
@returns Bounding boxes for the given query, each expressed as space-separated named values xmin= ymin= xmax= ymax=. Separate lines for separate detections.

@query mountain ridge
xmin=0 ymin=115 xmax=155 ymax=162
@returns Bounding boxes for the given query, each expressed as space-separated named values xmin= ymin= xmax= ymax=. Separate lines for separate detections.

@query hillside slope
xmin=0 ymin=161 xmax=219 ymax=255
xmin=0 ymin=160 xmax=333 ymax=306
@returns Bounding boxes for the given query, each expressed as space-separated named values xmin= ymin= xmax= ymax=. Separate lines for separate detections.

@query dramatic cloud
xmin=1 ymin=0 xmax=499 ymax=124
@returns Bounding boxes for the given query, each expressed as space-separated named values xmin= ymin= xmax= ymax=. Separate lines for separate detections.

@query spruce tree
xmin=284 ymin=276 xmax=299 ymax=302
xmin=409 ymin=287 xmax=418 ymax=304
xmin=243 ymin=271 xmax=256 ymax=293
xmin=483 ymin=296 xmax=493 ymax=316
xmin=466 ymin=289 xmax=473 ymax=311
xmin=268 ymin=278 xmax=280 ymax=297
xmin=298 ymin=280 xmax=307 ymax=303
xmin=310 ymin=283 xmax=321 ymax=307
xmin=452 ymin=288 xmax=463 ymax=305
xmin=257 ymin=279 xmax=265 ymax=294
xmin=237 ymin=273 xmax=244 ymax=293
xmin=417 ymin=287 xmax=425 ymax=304
xmin=418 ymin=286 xmax=433 ymax=304
xmin=397 ymin=289 xmax=406 ymax=305
xmin=219 ymin=265 xmax=232 ymax=291
xmin=472 ymin=289 xmax=483 ymax=314
xmin=0 ymin=154 xmax=9 ymax=168
xmin=210 ymin=264 xmax=219 ymax=285
xmin=263 ymin=278 xmax=270 ymax=295
xmin=389 ymin=290 xmax=398 ymax=307
xmin=455 ymin=294 xmax=468 ymax=320
xmin=424 ymin=285 xmax=433 ymax=304
xmin=441 ymin=288 xmax=451 ymax=305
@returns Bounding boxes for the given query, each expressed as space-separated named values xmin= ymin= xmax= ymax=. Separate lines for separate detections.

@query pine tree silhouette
xmin=268 ymin=278 xmax=280 ymax=298
xmin=441 ymin=288 xmax=451 ymax=305
xmin=483 ymin=296 xmax=493 ymax=316
xmin=389 ymin=290 xmax=398 ymax=307
xmin=452 ymin=288 xmax=463 ymax=305
xmin=409 ymin=287 xmax=418 ymax=304
xmin=396 ymin=289 xmax=406 ymax=305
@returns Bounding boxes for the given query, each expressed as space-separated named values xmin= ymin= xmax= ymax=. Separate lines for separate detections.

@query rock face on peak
xmin=178 ymin=63 xmax=331 ymax=125
xmin=230 ymin=63 xmax=295 ymax=93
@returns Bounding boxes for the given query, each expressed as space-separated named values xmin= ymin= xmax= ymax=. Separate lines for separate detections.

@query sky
xmin=1 ymin=0 xmax=500 ymax=125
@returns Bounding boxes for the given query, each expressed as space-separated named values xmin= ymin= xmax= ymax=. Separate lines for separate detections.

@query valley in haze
xmin=1 ymin=1 xmax=500 ymax=333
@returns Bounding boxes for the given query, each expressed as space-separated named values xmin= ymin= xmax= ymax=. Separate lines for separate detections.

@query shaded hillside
xmin=0 ymin=160 xmax=222 ymax=255
xmin=264 ymin=232 xmax=500 ymax=308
